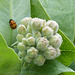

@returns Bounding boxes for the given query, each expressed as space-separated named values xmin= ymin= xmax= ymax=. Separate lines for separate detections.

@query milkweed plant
xmin=16 ymin=17 xmax=63 ymax=66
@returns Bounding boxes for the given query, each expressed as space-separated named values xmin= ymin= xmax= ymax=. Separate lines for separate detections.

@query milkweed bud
xmin=27 ymin=25 xmax=32 ymax=33
xmin=42 ymin=26 xmax=54 ymax=38
xmin=26 ymin=33 xmax=32 ymax=38
xmin=37 ymin=37 xmax=49 ymax=51
xmin=39 ymin=19 xmax=46 ymax=28
xmin=20 ymin=17 xmax=32 ymax=27
xmin=27 ymin=37 xmax=35 ymax=46
xmin=31 ymin=18 xmax=41 ymax=31
xmin=18 ymin=51 xmax=26 ymax=58
xmin=17 ymin=42 xmax=26 ymax=52
xmin=17 ymin=25 xmax=27 ymax=35
xmin=33 ymin=31 xmax=41 ymax=39
xmin=43 ymin=46 xmax=56 ymax=60
xmin=22 ymin=38 xmax=27 ymax=45
xmin=24 ymin=55 xmax=32 ymax=63
xmin=26 ymin=46 xmax=31 ymax=50
xmin=33 ymin=55 xmax=45 ymax=66
xmin=46 ymin=20 xmax=59 ymax=33
xmin=56 ymin=48 xmax=61 ymax=57
xmin=16 ymin=34 xmax=24 ymax=42
xmin=49 ymin=34 xmax=63 ymax=48
xmin=27 ymin=47 xmax=38 ymax=58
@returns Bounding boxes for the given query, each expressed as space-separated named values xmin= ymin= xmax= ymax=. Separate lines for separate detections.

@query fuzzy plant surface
xmin=16 ymin=17 xmax=63 ymax=66
xmin=0 ymin=0 xmax=75 ymax=75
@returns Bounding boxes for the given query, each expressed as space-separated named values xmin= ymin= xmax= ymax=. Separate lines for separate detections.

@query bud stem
xmin=11 ymin=41 xmax=18 ymax=47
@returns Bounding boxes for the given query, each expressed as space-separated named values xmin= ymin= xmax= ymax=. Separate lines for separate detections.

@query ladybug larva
xmin=9 ymin=19 xmax=17 ymax=29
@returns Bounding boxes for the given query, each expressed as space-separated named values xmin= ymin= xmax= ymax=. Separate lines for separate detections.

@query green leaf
xmin=69 ymin=60 xmax=75 ymax=71
xmin=39 ymin=0 xmax=75 ymax=42
xmin=20 ymin=60 xmax=74 ymax=75
xmin=0 ymin=0 xmax=30 ymax=46
xmin=31 ymin=0 xmax=75 ymax=66
xmin=0 ymin=33 xmax=21 ymax=75
xmin=59 ymin=72 xmax=75 ymax=75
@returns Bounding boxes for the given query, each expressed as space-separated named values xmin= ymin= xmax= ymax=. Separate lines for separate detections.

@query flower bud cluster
xmin=17 ymin=17 xmax=63 ymax=66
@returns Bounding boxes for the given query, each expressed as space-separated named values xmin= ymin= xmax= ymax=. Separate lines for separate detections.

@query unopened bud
xmin=17 ymin=25 xmax=27 ymax=35
xmin=31 ymin=18 xmax=41 ymax=31
xmin=16 ymin=34 xmax=24 ymax=42
xmin=43 ymin=46 xmax=56 ymax=60
xmin=20 ymin=17 xmax=32 ymax=27
xmin=26 ymin=33 xmax=32 ymax=38
xmin=18 ymin=51 xmax=26 ymax=58
xmin=42 ymin=26 xmax=54 ymax=38
xmin=17 ymin=42 xmax=26 ymax=52
xmin=27 ymin=47 xmax=38 ymax=58
xmin=37 ymin=37 xmax=49 ymax=51
xmin=33 ymin=55 xmax=45 ymax=66
xmin=56 ymin=48 xmax=61 ymax=57
xmin=49 ymin=34 xmax=63 ymax=48
xmin=22 ymin=38 xmax=27 ymax=45
xmin=24 ymin=55 xmax=32 ymax=63
xmin=27 ymin=37 xmax=35 ymax=46
xmin=46 ymin=20 xmax=59 ymax=33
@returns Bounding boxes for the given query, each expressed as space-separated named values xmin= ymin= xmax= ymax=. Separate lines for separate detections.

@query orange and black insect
xmin=9 ymin=19 xmax=17 ymax=29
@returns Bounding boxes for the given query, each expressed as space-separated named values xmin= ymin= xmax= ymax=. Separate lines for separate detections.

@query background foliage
xmin=0 ymin=0 xmax=75 ymax=75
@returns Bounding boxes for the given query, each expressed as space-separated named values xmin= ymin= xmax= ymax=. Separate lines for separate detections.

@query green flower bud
xmin=56 ymin=48 xmax=61 ymax=57
xmin=16 ymin=34 xmax=24 ymax=42
xmin=17 ymin=25 xmax=27 ymax=35
xmin=49 ymin=34 xmax=63 ymax=48
xmin=37 ymin=37 xmax=49 ymax=51
xmin=27 ymin=25 xmax=32 ymax=33
xmin=46 ymin=20 xmax=59 ymax=33
xmin=43 ymin=46 xmax=56 ymax=60
xmin=17 ymin=42 xmax=26 ymax=51
xmin=24 ymin=55 xmax=32 ymax=63
xmin=22 ymin=38 xmax=27 ymax=45
xmin=27 ymin=37 xmax=35 ymax=46
xmin=33 ymin=31 xmax=41 ymax=39
xmin=55 ymin=33 xmax=62 ymax=40
xmin=20 ymin=17 xmax=32 ymax=27
xmin=18 ymin=51 xmax=26 ymax=58
xmin=42 ymin=26 xmax=54 ymax=38
xmin=26 ymin=33 xmax=32 ymax=38
xmin=26 ymin=46 xmax=31 ymax=50
xmin=39 ymin=19 xmax=46 ymax=28
xmin=31 ymin=18 xmax=41 ymax=31
xmin=33 ymin=55 xmax=45 ymax=66
xmin=27 ymin=47 xmax=38 ymax=58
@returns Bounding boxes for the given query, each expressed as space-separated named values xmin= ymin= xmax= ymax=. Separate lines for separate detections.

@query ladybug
xmin=9 ymin=19 xmax=17 ymax=29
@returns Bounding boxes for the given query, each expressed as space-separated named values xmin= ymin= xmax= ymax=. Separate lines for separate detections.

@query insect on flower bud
xmin=18 ymin=51 xmax=26 ymax=58
xmin=27 ymin=47 xmax=38 ymax=58
xmin=17 ymin=42 xmax=26 ymax=52
xmin=37 ymin=37 xmax=49 ymax=51
xmin=26 ymin=33 xmax=32 ymax=38
xmin=16 ymin=34 xmax=24 ymax=42
xmin=31 ymin=18 xmax=41 ymax=31
xmin=49 ymin=34 xmax=63 ymax=48
xmin=33 ymin=55 xmax=45 ymax=66
xmin=20 ymin=17 xmax=32 ymax=27
xmin=17 ymin=25 xmax=27 ymax=35
xmin=27 ymin=37 xmax=35 ymax=46
xmin=24 ymin=55 xmax=32 ymax=63
xmin=42 ymin=26 xmax=54 ymax=38
xmin=43 ymin=46 xmax=56 ymax=60
xmin=46 ymin=20 xmax=59 ymax=33
xmin=22 ymin=38 xmax=27 ymax=45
